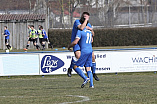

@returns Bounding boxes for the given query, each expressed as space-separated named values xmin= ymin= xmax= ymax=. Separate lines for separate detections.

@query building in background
xmin=0 ymin=0 xmax=156 ymax=29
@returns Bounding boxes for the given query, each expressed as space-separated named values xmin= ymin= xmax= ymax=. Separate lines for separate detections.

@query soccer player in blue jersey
xmin=68 ymin=27 xmax=94 ymax=88
xmin=2 ymin=26 xmax=12 ymax=50
xmin=39 ymin=26 xmax=53 ymax=50
xmin=67 ymin=12 xmax=99 ymax=81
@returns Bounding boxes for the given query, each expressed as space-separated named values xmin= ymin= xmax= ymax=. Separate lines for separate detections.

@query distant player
xmin=27 ymin=25 xmax=31 ymax=33
xmin=2 ymin=26 xmax=12 ymax=50
xmin=37 ymin=25 xmax=43 ymax=48
xmin=67 ymin=12 xmax=99 ymax=81
xmin=24 ymin=25 xmax=40 ymax=50
xmin=39 ymin=26 xmax=53 ymax=50
xmin=68 ymin=27 xmax=94 ymax=88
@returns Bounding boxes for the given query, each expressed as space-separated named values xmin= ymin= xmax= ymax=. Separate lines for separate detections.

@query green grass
xmin=0 ymin=73 xmax=157 ymax=104
xmin=1 ymin=45 xmax=157 ymax=104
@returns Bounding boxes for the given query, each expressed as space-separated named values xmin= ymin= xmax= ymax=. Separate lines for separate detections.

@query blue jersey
xmin=75 ymin=28 xmax=93 ymax=67
xmin=76 ymin=28 xmax=93 ymax=53
xmin=71 ymin=20 xmax=92 ymax=42
xmin=42 ymin=29 xmax=48 ymax=39
xmin=71 ymin=19 xmax=92 ymax=52
xmin=4 ymin=29 xmax=10 ymax=39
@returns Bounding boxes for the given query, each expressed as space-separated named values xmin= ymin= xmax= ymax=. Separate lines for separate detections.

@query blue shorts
xmin=76 ymin=52 xmax=92 ymax=67
xmin=73 ymin=44 xmax=80 ymax=52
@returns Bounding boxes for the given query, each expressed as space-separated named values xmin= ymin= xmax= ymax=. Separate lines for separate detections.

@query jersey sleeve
xmin=74 ymin=20 xmax=81 ymax=29
xmin=29 ymin=29 xmax=31 ymax=34
xmin=87 ymin=23 xmax=92 ymax=28
xmin=75 ymin=30 xmax=82 ymax=39
xmin=42 ymin=30 xmax=45 ymax=35
xmin=5 ymin=30 xmax=10 ymax=36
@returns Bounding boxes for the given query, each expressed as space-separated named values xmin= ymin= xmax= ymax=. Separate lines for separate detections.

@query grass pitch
xmin=0 ymin=72 xmax=157 ymax=104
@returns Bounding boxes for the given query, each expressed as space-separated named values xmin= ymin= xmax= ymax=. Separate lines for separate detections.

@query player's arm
xmin=3 ymin=30 xmax=9 ymax=36
xmin=7 ymin=30 xmax=10 ymax=36
xmin=78 ymin=19 xmax=88 ymax=30
xmin=77 ymin=15 xmax=89 ymax=30
xmin=2 ymin=31 xmax=5 ymax=35
xmin=29 ymin=31 xmax=31 ymax=37
xmin=86 ymin=25 xmax=94 ymax=37
xmin=68 ymin=38 xmax=80 ymax=51
xmin=42 ymin=31 xmax=45 ymax=36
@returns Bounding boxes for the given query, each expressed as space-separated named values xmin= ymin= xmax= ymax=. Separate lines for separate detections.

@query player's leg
xmin=47 ymin=38 xmax=53 ymax=49
xmin=85 ymin=52 xmax=94 ymax=88
xmin=67 ymin=44 xmax=81 ymax=77
xmin=24 ymin=38 xmax=31 ymax=50
xmin=41 ymin=39 xmax=46 ymax=50
xmin=75 ymin=53 xmax=91 ymax=88
xmin=33 ymin=39 xmax=40 ymax=50
xmin=86 ymin=67 xmax=94 ymax=88
xmin=91 ymin=52 xmax=99 ymax=81
xmin=5 ymin=39 xmax=10 ymax=49
xmin=8 ymin=40 xmax=12 ymax=51
xmin=39 ymin=38 xmax=42 ymax=46
xmin=67 ymin=50 xmax=81 ymax=77
xmin=73 ymin=64 xmax=89 ymax=88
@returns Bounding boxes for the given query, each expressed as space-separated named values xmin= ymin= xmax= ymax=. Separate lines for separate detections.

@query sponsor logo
xmin=66 ymin=54 xmax=106 ymax=59
xmin=63 ymin=67 xmax=111 ymax=72
xmin=41 ymin=55 xmax=64 ymax=73
xmin=94 ymin=54 xmax=106 ymax=59
xmin=132 ymin=55 xmax=157 ymax=63
xmin=96 ymin=67 xmax=110 ymax=70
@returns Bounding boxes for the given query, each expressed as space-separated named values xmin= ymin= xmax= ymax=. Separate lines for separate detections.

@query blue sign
xmin=41 ymin=55 xmax=64 ymax=73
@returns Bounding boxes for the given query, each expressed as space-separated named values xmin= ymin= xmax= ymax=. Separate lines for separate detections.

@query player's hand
xmin=68 ymin=45 xmax=72 ymax=51
xmin=68 ymin=47 xmax=72 ymax=51
xmin=86 ymin=26 xmax=92 ymax=31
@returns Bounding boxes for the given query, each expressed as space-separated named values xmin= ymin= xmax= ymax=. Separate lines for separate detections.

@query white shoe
xmin=81 ymin=78 xmax=90 ymax=88
xmin=89 ymin=86 xmax=94 ymax=88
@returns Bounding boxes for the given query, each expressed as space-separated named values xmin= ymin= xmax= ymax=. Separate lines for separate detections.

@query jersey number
xmin=86 ymin=33 xmax=92 ymax=44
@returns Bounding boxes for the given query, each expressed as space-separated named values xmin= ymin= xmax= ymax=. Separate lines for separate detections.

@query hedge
xmin=48 ymin=27 xmax=157 ymax=48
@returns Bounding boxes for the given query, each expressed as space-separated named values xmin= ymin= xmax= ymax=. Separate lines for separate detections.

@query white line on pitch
xmin=59 ymin=95 xmax=90 ymax=104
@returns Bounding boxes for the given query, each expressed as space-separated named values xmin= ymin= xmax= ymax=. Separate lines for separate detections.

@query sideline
xmin=59 ymin=95 xmax=90 ymax=104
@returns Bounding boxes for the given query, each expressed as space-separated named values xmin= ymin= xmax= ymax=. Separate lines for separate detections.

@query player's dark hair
xmin=79 ymin=12 xmax=90 ymax=24
xmin=4 ymin=26 xmax=7 ymax=29
xmin=39 ymin=26 xmax=43 ymax=29
xmin=31 ymin=25 xmax=34 ymax=28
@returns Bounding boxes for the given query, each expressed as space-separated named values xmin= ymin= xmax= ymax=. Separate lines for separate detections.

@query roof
xmin=0 ymin=14 xmax=46 ymax=21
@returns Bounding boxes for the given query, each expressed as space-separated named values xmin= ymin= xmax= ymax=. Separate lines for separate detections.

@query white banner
xmin=39 ymin=49 xmax=157 ymax=75
xmin=0 ymin=54 xmax=39 ymax=76
xmin=0 ymin=49 xmax=157 ymax=76
xmin=111 ymin=50 xmax=157 ymax=72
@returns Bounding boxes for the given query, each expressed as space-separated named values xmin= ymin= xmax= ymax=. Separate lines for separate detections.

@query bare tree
xmin=69 ymin=0 xmax=80 ymax=26
xmin=97 ymin=0 xmax=131 ymax=27
xmin=33 ymin=0 xmax=47 ymax=14
xmin=29 ymin=0 xmax=32 ymax=14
